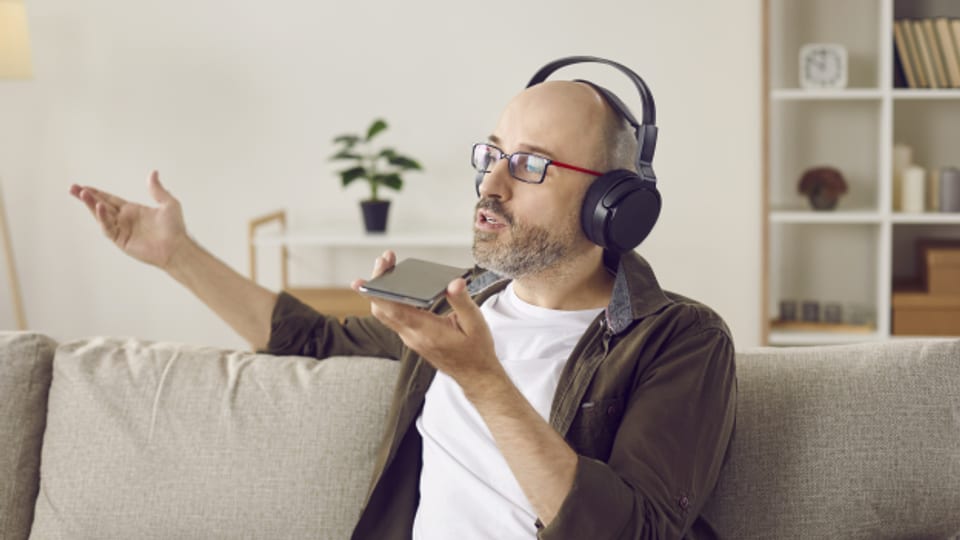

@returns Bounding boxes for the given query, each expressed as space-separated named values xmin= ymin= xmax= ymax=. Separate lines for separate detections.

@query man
xmin=71 ymin=66 xmax=736 ymax=539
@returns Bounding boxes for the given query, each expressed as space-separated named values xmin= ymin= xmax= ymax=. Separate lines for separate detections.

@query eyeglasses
xmin=471 ymin=142 xmax=602 ymax=185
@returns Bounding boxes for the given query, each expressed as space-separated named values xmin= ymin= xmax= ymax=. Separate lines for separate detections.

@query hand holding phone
xmin=358 ymin=258 xmax=472 ymax=308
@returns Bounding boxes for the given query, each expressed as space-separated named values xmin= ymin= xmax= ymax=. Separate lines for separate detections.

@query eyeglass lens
xmin=472 ymin=144 xmax=549 ymax=184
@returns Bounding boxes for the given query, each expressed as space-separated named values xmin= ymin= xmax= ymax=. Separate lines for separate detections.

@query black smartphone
xmin=358 ymin=258 xmax=472 ymax=308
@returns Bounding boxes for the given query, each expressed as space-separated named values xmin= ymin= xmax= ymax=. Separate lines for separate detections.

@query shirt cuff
xmin=260 ymin=291 xmax=323 ymax=356
xmin=538 ymin=455 xmax=635 ymax=539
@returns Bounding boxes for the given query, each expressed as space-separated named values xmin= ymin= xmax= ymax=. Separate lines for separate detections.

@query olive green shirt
xmin=265 ymin=251 xmax=736 ymax=539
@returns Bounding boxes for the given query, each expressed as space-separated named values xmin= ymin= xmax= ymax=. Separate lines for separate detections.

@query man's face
xmin=472 ymin=81 xmax=609 ymax=279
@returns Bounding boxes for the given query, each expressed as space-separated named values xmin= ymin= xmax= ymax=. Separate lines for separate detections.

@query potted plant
xmin=330 ymin=118 xmax=423 ymax=233
xmin=798 ymin=166 xmax=848 ymax=210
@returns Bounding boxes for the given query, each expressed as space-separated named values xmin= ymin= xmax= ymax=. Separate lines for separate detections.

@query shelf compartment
xmin=891 ymin=223 xmax=960 ymax=287
xmin=771 ymin=100 xmax=882 ymax=211
xmin=893 ymin=100 xmax=960 ymax=179
xmin=769 ymin=0 xmax=882 ymax=89
xmin=769 ymin=223 xmax=880 ymax=333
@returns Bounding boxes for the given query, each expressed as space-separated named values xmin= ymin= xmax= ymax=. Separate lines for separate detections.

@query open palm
xmin=70 ymin=171 xmax=187 ymax=269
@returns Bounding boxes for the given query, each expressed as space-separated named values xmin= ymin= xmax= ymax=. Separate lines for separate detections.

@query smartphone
xmin=358 ymin=258 xmax=472 ymax=308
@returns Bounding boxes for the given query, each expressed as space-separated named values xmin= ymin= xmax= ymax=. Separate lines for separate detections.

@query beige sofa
xmin=2 ymin=331 xmax=959 ymax=539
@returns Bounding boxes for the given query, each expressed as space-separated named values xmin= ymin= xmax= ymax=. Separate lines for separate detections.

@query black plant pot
xmin=807 ymin=189 xmax=839 ymax=211
xmin=360 ymin=200 xmax=390 ymax=233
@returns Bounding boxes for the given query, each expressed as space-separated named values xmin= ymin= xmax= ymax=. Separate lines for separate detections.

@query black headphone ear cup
xmin=581 ymin=170 xmax=661 ymax=252
xmin=580 ymin=173 xmax=615 ymax=247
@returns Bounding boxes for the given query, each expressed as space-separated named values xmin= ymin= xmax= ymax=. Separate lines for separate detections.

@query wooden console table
xmin=248 ymin=211 xmax=472 ymax=319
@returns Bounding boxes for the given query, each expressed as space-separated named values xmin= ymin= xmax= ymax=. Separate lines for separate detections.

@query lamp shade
xmin=0 ymin=0 xmax=33 ymax=79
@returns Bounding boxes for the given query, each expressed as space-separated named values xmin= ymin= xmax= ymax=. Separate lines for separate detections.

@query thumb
xmin=445 ymin=278 xmax=482 ymax=332
xmin=147 ymin=170 xmax=173 ymax=204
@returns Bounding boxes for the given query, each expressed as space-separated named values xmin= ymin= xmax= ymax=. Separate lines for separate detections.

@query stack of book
xmin=893 ymin=18 xmax=960 ymax=89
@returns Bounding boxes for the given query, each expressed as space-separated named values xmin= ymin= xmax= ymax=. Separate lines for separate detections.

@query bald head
xmin=494 ymin=80 xmax=637 ymax=173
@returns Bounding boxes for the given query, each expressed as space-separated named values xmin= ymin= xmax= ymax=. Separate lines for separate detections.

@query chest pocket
xmin=568 ymin=396 xmax=625 ymax=461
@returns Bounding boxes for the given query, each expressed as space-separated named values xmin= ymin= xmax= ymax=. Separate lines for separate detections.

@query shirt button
xmin=606 ymin=405 xmax=617 ymax=416
xmin=678 ymin=496 xmax=690 ymax=510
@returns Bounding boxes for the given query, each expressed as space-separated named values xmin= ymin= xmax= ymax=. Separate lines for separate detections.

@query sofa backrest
xmin=8 ymin=334 xmax=960 ymax=539
xmin=702 ymin=338 xmax=960 ymax=539
xmin=0 ymin=332 xmax=57 ymax=540
xmin=28 ymin=337 xmax=398 ymax=540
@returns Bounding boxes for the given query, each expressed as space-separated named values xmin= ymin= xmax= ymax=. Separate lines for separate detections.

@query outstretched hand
xmin=69 ymin=170 xmax=189 ymax=270
xmin=352 ymin=251 xmax=505 ymax=391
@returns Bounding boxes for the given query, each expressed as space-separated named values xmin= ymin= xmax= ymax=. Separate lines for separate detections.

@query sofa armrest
xmin=0 ymin=332 xmax=58 ymax=540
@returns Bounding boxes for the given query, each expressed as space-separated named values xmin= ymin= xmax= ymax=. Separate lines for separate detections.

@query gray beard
xmin=472 ymin=220 xmax=575 ymax=279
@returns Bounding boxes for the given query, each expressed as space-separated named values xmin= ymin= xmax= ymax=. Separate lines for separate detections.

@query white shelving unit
xmin=763 ymin=0 xmax=960 ymax=346
xmin=253 ymin=230 xmax=471 ymax=249
xmin=247 ymin=211 xmax=473 ymax=318
xmin=249 ymin=213 xmax=472 ymax=283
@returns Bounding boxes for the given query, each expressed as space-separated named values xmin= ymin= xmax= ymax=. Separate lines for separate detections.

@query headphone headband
xmin=525 ymin=55 xmax=656 ymax=125
xmin=525 ymin=55 xmax=657 ymax=176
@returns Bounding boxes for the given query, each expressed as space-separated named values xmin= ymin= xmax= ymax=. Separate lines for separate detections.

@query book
xmin=894 ymin=20 xmax=919 ymax=88
xmin=912 ymin=19 xmax=938 ymax=88
xmin=953 ymin=20 xmax=960 ymax=81
xmin=936 ymin=18 xmax=960 ymax=88
xmin=922 ymin=19 xmax=949 ymax=88
xmin=893 ymin=45 xmax=909 ymax=89
xmin=904 ymin=20 xmax=929 ymax=88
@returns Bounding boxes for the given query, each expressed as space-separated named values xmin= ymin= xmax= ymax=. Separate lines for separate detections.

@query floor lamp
xmin=0 ymin=0 xmax=33 ymax=330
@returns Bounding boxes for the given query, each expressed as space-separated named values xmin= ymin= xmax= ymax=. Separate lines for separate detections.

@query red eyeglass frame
xmin=472 ymin=142 xmax=602 ymax=184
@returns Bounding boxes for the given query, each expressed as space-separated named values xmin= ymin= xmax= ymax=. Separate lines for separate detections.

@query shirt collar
xmin=603 ymin=250 xmax=672 ymax=334
xmin=467 ymin=250 xmax=672 ymax=335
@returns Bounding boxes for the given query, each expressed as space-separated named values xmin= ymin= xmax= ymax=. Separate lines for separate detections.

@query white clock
xmin=799 ymin=43 xmax=848 ymax=89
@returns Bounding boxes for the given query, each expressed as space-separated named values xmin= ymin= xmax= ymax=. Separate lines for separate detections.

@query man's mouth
xmin=476 ymin=209 xmax=508 ymax=230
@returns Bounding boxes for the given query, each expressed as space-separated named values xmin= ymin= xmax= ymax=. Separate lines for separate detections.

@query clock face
xmin=800 ymin=44 xmax=847 ymax=89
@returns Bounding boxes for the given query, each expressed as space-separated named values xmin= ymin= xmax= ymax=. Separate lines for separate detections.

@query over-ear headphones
xmin=476 ymin=56 xmax=662 ymax=253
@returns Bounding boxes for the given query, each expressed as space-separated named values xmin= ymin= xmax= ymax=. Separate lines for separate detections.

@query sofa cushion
xmin=30 ymin=337 xmax=399 ymax=540
xmin=702 ymin=339 xmax=960 ymax=539
xmin=0 ymin=332 xmax=58 ymax=540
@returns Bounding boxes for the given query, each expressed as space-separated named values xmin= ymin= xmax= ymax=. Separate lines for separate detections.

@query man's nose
xmin=477 ymin=158 xmax=512 ymax=199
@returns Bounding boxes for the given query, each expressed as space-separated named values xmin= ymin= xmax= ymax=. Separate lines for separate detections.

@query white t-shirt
xmin=412 ymin=283 xmax=603 ymax=539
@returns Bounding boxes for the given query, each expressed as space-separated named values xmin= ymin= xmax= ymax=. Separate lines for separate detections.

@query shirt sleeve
xmin=539 ymin=323 xmax=737 ymax=539
xmin=260 ymin=291 xmax=405 ymax=360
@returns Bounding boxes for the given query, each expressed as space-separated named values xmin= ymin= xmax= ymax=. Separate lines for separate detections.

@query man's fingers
xmin=71 ymin=186 xmax=99 ymax=216
xmin=370 ymin=250 xmax=396 ymax=279
xmin=147 ymin=170 xmax=174 ymax=204
xmin=370 ymin=296 xmax=431 ymax=331
xmin=95 ymin=201 xmax=116 ymax=224
xmin=78 ymin=185 xmax=126 ymax=210
xmin=95 ymin=202 xmax=119 ymax=241
xmin=444 ymin=278 xmax=482 ymax=333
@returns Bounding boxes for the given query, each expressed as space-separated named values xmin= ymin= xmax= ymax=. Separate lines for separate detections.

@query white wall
xmin=0 ymin=0 xmax=762 ymax=349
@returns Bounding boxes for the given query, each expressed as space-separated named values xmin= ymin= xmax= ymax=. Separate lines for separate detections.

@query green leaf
xmin=339 ymin=166 xmax=368 ymax=187
xmin=377 ymin=147 xmax=397 ymax=159
xmin=329 ymin=149 xmax=363 ymax=161
xmin=373 ymin=173 xmax=403 ymax=191
xmin=387 ymin=155 xmax=422 ymax=170
xmin=333 ymin=134 xmax=360 ymax=146
xmin=365 ymin=119 xmax=388 ymax=141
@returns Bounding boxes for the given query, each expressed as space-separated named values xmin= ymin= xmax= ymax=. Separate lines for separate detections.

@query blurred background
xmin=0 ymin=0 xmax=761 ymax=349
